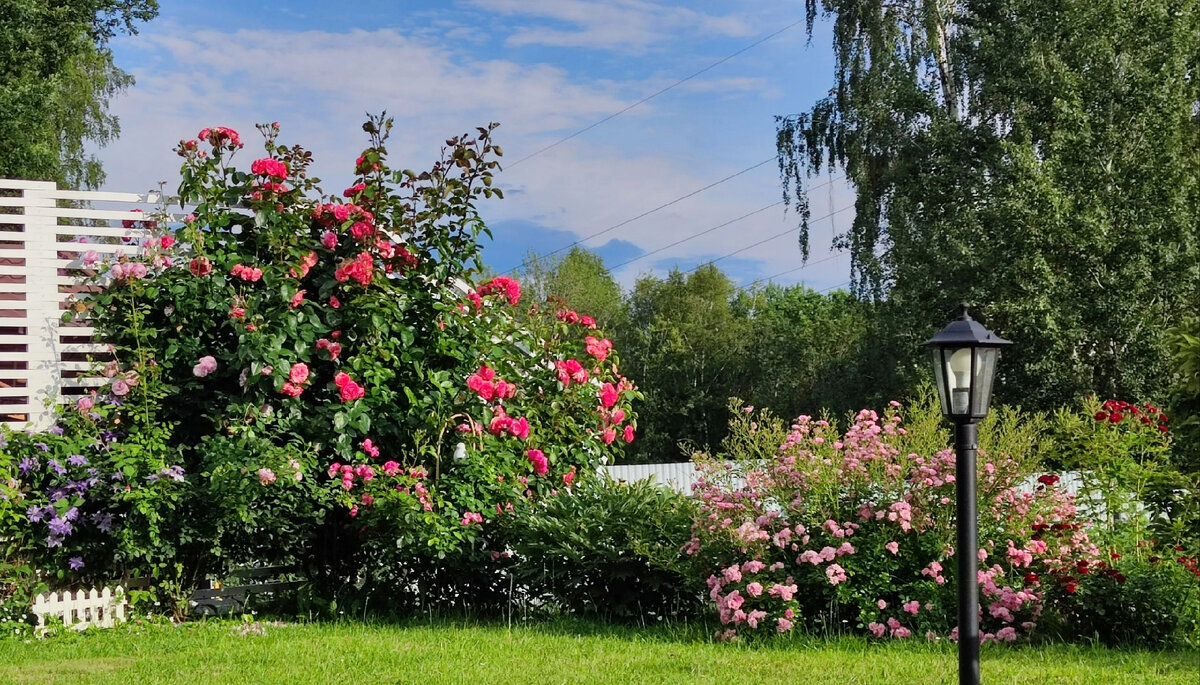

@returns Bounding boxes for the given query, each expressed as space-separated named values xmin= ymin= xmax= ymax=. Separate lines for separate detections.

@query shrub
xmin=4 ymin=117 xmax=638 ymax=608
xmin=495 ymin=477 xmax=702 ymax=622
xmin=686 ymin=391 xmax=1099 ymax=642
xmin=1043 ymin=550 xmax=1200 ymax=646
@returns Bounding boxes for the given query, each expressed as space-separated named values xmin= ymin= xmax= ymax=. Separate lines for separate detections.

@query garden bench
xmin=188 ymin=565 xmax=305 ymax=617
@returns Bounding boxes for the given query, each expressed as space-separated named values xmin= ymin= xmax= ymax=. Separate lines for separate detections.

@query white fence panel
xmin=1 ymin=179 xmax=160 ymax=431
xmin=30 ymin=586 xmax=127 ymax=631
xmin=602 ymin=462 xmax=705 ymax=494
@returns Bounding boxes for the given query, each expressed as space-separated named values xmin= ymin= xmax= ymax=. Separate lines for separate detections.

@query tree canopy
xmin=0 ymin=0 xmax=157 ymax=188
xmin=777 ymin=0 xmax=1200 ymax=409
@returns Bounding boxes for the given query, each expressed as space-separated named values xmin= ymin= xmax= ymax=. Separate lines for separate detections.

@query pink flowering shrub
xmin=42 ymin=115 xmax=637 ymax=604
xmin=686 ymin=393 xmax=1102 ymax=642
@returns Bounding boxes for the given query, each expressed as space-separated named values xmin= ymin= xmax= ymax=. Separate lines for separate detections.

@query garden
xmin=2 ymin=119 xmax=1199 ymax=683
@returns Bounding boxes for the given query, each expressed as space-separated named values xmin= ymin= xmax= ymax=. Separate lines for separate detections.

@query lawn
xmin=0 ymin=618 xmax=1195 ymax=684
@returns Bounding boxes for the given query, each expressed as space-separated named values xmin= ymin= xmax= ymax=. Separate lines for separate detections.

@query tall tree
xmin=0 ymin=0 xmax=157 ymax=188
xmin=734 ymin=284 xmax=873 ymax=418
xmin=777 ymin=0 xmax=1200 ymax=409
xmin=622 ymin=265 xmax=750 ymax=462
xmin=515 ymin=247 xmax=627 ymax=331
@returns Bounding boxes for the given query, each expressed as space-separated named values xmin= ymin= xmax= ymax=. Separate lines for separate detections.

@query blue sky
xmin=100 ymin=0 xmax=855 ymax=291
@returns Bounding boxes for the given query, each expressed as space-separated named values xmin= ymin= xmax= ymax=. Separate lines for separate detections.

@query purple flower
xmin=34 ymin=442 xmax=49 ymax=452
xmin=161 ymin=465 xmax=185 ymax=482
xmin=111 ymin=471 xmax=124 ymax=481
xmin=46 ymin=534 xmax=63 ymax=548
xmin=48 ymin=459 xmax=67 ymax=476
xmin=64 ymin=506 xmax=79 ymax=522
xmin=18 ymin=457 xmax=39 ymax=474
xmin=68 ymin=557 xmax=85 ymax=571
xmin=49 ymin=487 xmax=69 ymax=502
xmin=27 ymin=505 xmax=45 ymax=523
xmin=50 ymin=426 xmax=64 ymax=436
xmin=47 ymin=516 xmax=73 ymax=537
xmin=92 ymin=512 xmax=114 ymax=533
xmin=67 ymin=454 xmax=87 ymax=467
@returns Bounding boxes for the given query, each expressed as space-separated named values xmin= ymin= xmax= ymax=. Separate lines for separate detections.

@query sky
xmin=99 ymin=0 xmax=855 ymax=292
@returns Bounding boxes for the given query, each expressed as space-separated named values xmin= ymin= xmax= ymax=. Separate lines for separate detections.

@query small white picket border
xmin=30 ymin=586 xmax=127 ymax=631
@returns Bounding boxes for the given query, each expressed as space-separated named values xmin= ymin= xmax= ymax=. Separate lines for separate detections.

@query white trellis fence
xmin=30 ymin=586 xmax=128 ymax=631
xmin=0 ymin=179 xmax=158 ymax=431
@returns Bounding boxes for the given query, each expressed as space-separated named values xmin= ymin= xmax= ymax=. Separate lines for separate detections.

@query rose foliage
xmin=0 ymin=117 xmax=638 ymax=612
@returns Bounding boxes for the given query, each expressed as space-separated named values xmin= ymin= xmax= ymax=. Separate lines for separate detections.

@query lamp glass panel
xmin=931 ymin=349 xmax=950 ymax=416
xmin=971 ymin=347 xmax=999 ymax=417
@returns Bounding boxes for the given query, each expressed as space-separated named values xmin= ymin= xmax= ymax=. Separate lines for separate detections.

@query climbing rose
xmin=189 ymin=256 xmax=212 ymax=276
xmin=585 ymin=336 xmax=613 ymax=362
xmin=599 ymin=383 xmax=619 ymax=408
xmin=336 ymin=373 xmax=365 ymax=402
xmin=478 ymin=276 xmax=521 ymax=305
xmin=250 ymin=158 xmax=288 ymax=179
xmin=526 ymin=449 xmax=549 ymax=475
xmin=289 ymin=362 xmax=310 ymax=384
xmin=192 ymin=355 xmax=218 ymax=378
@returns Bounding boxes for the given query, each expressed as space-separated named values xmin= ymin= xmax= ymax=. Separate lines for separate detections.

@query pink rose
xmin=526 ymin=449 xmax=549 ymax=476
xmin=339 ymin=381 xmax=365 ymax=402
xmin=192 ymin=355 xmax=218 ymax=378
xmin=599 ymin=383 xmax=618 ymax=408
xmin=289 ymin=362 xmax=310 ymax=384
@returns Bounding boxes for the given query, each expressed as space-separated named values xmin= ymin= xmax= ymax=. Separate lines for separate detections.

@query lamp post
xmin=924 ymin=303 xmax=1010 ymax=685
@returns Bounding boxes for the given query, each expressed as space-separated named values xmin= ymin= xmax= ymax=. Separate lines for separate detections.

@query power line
xmin=504 ymin=157 xmax=810 ymax=273
xmin=506 ymin=17 xmax=807 ymax=169
xmin=819 ymin=280 xmax=851 ymax=293
xmin=738 ymin=251 xmax=844 ymax=289
xmin=675 ymin=203 xmax=855 ymax=276
xmin=607 ymin=201 xmax=784 ymax=272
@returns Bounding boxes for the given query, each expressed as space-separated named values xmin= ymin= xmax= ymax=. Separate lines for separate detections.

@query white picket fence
xmin=30 ymin=586 xmax=127 ymax=631
xmin=0 ymin=179 xmax=158 ymax=431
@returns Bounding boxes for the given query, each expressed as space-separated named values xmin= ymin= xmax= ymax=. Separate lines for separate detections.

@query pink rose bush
xmin=686 ymin=395 xmax=1101 ymax=642
xmin=47 ymin=115 xmax=639 ymax=598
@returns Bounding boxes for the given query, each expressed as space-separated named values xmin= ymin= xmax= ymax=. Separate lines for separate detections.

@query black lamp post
xmin=924 ymin=303 xmax=1010 ymax=685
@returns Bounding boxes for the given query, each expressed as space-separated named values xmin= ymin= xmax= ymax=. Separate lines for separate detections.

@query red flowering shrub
xmin=19 ymin=116 xmax=638 ymax=604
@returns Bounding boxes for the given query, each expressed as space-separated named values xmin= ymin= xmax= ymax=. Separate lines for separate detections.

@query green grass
xmin=0 ymin=617 xmax=1195 ymax=684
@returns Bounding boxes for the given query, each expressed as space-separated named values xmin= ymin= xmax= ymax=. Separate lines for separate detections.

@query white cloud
xmin=471 ymin=0 xmax=755 ymax=51
xmin=98 ymin=18 xmax=852 ymax=292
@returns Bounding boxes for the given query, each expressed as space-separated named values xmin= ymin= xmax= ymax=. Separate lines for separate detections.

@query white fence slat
xmin=62 ymin=377 xmax=108 ymax=388
xmin=0 ymin=178 xmax=54 ymax=190
xmin=30 ymin=585 xmax=127 ymax=632
xmin=24 ymin=205 xmax=152 ymax=222
xmin=0 ymin=180 xmax=161 ymax=430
